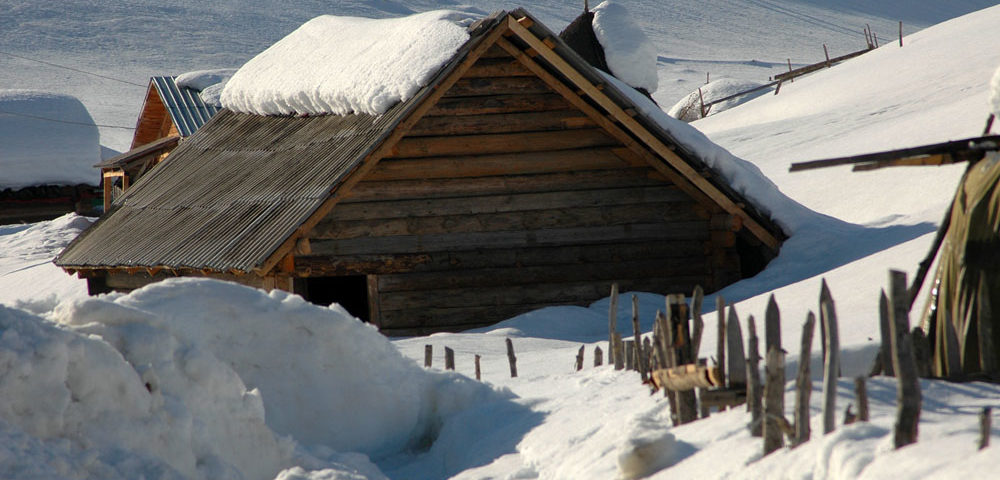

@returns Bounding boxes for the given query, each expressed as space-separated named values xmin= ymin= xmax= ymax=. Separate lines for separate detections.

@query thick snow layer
xmin=175 ymin=69 xmax=237 ymax=91
xmin=990 ymin=64 xmax=1000 ymax=119
xmin=668 ymin=78 xmax=769 ymax=122
xmin=220 ymin=11 xmax=475 ymax=116
xmin=0 ymin=214 xmax=92 ymax=311
xmin=0 ymin=90 xmax=100 ymax=189
xmin=591 ymin=1 xmax=658 ymax=93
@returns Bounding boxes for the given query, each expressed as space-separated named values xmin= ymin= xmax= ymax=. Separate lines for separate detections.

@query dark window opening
xmin=294 ymin=275 xmax=370 ymax=323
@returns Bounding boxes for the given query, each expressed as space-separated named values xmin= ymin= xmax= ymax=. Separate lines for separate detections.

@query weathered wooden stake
xmin=765 ymin=294 xmax=782 ymax=356
xmin=820 ymin=279 xmax=840 ymax=435
xmin=899 ymin=21 xmax=903 ymax=47
xmin=445 ymin=347 xmax=455 ymax=371
xmin=980 ymin=407 xmax=992 ymax=450
xmin=823 ymin=44 xmax=830 ymax=67
xmin=763 ymin=346 xmax=786 ymax=455
xmin=424 ymin=345 xmax=433 ymax=368
xmin=643 ymin=337 xmax=652 ymax=375
xmin=613 ymin=332 xmax=625 ymax=371
xmin=575 ymin=345 xmax=585 ymax=371
xmin=669 ymin=294 xmax=698 ymax=424
xmin=855 ymin=376 xmax=869 ymax=422
xmin=879 ymin=291 xmax=894 ymax=376
xmin=727 ymin=306 xmax=748 ymax=389
xmin=632 ymin=295 xmax=647 ymax=381
xmin=625 ymin=339 xmax=635 ymax=371
xmin=506 ymin=338 xmax=518 ymax=378
xmin=911 ymin=327 xmax=931 ymax=378
xmin=794 ymin=312 xmax=815 ymax=447
xmin=691 ymin=286 xmax=705 ymax=361
xmin=889 ymin=270 xmax=920 ymax=449
xmin=475 ymin=354 xmax=482 ymax=380
xmin=594 ymin=345 xmax=603 ymax=367
xmin=609 ymin=283 xmax=619 ymax=367
xmin=698 ymin=87 xmax=707 ymax=118
xmin=717 ymin=295 xmax=727 ymax=385
xmin=747 ymin=315 xmax=763 ymax=437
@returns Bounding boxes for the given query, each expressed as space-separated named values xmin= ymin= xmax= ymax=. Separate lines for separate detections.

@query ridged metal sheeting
xmin=152 ymin=76 xmax=221 ymax=137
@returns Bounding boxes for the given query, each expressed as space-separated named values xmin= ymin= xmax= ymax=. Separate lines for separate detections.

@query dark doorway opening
xmin=295 ymin=275 xmax=370 ymax=323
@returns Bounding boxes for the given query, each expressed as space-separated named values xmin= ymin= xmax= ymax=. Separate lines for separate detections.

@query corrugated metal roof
xmin=152 ymin=76 xmax=221 ymax=137
xmin=56 ymin=13 xmax=506 ymax=273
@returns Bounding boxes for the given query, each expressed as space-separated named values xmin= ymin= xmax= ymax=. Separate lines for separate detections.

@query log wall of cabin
xmin=298 ymin=47 xmax=743 ymax=335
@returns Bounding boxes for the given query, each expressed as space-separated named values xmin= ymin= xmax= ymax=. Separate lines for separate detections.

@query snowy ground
xmin=2 ymin=1 xmax=1000 ymax=479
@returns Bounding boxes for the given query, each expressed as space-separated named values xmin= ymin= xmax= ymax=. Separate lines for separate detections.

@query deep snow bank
xmin=591 ymin=1 xmax=659 ymax=94
xmin=221 ymin=10 xmax=476 ymax=116
xmin=0 ymin=277 xmax=511 ymax=478
xmin=0 ymin=90 xmax=100 ymax=190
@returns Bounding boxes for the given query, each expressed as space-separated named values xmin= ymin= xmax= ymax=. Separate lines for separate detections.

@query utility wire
xmin=0 ymin=49 xmax=146 ymax=87
xmin=0 ymin=108 xmax=135 ymax=130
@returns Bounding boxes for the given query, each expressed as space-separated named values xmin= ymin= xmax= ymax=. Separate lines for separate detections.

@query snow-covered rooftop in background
xmin=591 ymin=1 xmax=658 ymax=94
xmin=220 ymin=11 xmax=477 ymax=116
xmin=176 ymin=68 xmax=237 ymax=106
xmin=0 ymin=90 xmax=99 ymax=190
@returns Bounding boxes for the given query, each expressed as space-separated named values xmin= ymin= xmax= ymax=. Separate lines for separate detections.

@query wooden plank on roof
xmin=426 ymin=93 xmax=570 ymax=116
xmin=504 ymin=16 xmax=781 ymax=251
xmin=390 ymin=129 xmax=618 ymax=157
xmin=367 ymin=148 xmax=636 ymax=181
xmin=406 ymin=110 xmax=594 ymax=136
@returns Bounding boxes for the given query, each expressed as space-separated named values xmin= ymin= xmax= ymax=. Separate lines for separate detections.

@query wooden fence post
xmin=980 ymin=407 xmax=992 ymax=450
xmin=424 ymin=345 xmax=433 ymax=368
xmin=727 ymin=306 xmax=747 ymax=390
xmin=613 ymin=333 xmax=625 ymax=371
xmin=794 ymin=312 xmax=815 ymax=447
xmin=691 ymin=286 xmax=705 ymax=361
xmin=899 ymin=21 xmax=903 ymax=47
xmin=764 ymin=346 xmax=786 ymax=455
xmin=879 ymin=291 xmax=894 ymax=376
xmin=633 ymin=295 xmax=647 ymax=381
xmin=475 ymin=354 xmax=482 ymax=380
xmin=594 ymin=346 xmax=603 ymax=367
xmin=625 ymin=339 xmax=635 ymax=371
xmin=669 ymin=294 xmax=698 ymax=424
xmin=823 ymin=44 xmax=830 ymax=67
xmin=717 ymin=296 xmax=727 ymax=387
xmin=821 ymin=280 xmax=840 ymax=435
xmin=575 ymin=345 xmax=585 ymax=371
xmin=609 ymin=283 xmax=619 ymax=368
xmin=855 ymin=376 xmax=869 ymax=422
xmin=911 ymin=327 xmax=931 ymax=378
xmin=506 ymin=338 xmax=518 ymax=378
xmin=765 ymin=294 xmax=782 ymax=358
xmin=445 ymin=347 xmax=455 ymax=371
xmin=747 ymin=315 xmax=763 ymax=437
xmin=889 ymin=270 xmax=920 ymax=449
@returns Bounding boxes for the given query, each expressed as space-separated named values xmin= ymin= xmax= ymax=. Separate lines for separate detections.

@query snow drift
xmin=591 ymin=1 xmax=659 ymax=94
xmin=220 ymin=11 xmax=476 ymax=116
xmin=0 ymin=277 xmax=511 ymax=479
xmin=0 ymin=90 xmax=100 ymax=190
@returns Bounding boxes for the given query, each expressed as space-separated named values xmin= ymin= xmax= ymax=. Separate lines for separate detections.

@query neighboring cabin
xmin=57 ymin=9 xmax=786 ymax=335
xmin=97 ymin=76 xmax=222 ymax=211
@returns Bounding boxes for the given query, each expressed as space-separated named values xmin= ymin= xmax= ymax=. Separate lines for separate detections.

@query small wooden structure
xmin=97 ymin=76 xmax=221 ymax=211
xmin=58 ymin=10 xmax=785 ymax=335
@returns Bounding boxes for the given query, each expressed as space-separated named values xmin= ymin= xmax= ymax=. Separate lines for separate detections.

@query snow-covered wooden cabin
xmin=0 ymin=91 xmax=102 ymax=224
xmin=57 ymin=9 xmax=786 ymax=335
xmin=97 ymin=76 xmax=223 ymax=211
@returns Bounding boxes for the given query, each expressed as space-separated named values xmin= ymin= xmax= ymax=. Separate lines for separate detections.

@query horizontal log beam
xmin=333 ymin=185 xmax=691 ymax=219
xmin=406 ymin=110 xmax=594 ymax=137
xmin=389 ymin=129 xmax=618 ymax=158
xmin=309 ymin=222 xmax=709 ymax=256
xmin=293 ymin=240 xmax=709 ymax=276
xmin=346 ymin=168 xmax=669 ymax=202
xmin=313 ymin=203 xmax=703 ymax=240
xmin=650 ymin=364 xmax=724 ymax=391
xmin=366 ymin=148 xmax=643 ymax=181
xmin=464 ymin=57 xmax=533 ymax=77
xmin=444 ymin=76 xmax=551 ymax=97
xmin=425 ymin=93 xmax=570 ymax=116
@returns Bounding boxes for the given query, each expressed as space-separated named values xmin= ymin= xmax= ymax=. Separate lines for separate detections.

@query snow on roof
xmin=176 ymin=68 xmax=237 ymax=106
xmin=591 ymin=1 xmax=658 ymax=94
xmin=602 ymin=72 xmax=815 ymax=234
xmin=0 ymin=90 xmax=100 ymax=190
xmin=220 ymin=10 xmax=478 ymax=116
xmin=991 ymin=64 xmax=1000 ymax=117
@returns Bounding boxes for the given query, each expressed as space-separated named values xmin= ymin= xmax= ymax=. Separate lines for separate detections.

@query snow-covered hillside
xmin=2 ymin=1 xmax=1000 ymax=479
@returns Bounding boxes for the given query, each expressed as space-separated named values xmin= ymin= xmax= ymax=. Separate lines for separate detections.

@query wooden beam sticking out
xmin=504 ymin=16 xmax=781 ymax=252
xmin=650 ymin=363 xmax=723 ymax=391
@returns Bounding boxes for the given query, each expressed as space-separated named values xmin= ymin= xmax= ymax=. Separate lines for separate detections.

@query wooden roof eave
xmin=504 ymin=13 xmax=782 ymax=252
xmin=250 ymin=11 xmax=514 ymax=277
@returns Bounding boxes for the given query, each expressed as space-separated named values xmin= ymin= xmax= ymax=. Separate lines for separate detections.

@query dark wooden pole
xmin=855 ymin=376 xmax=869 ymax=422
xmin=609 ymin=283 xmax=619 ymax=368
xmin=889 ymin=270 xmax=920 ymax=449
xmin=717 ymin=295 xmax=727 ymax=386
xmin=899 ymin=21 xmax=903 ymax=47
xmin=821 ymin=280 xmax=840 ymax=435
xmin=765 ymin=294 xmax=782 ymax=357
xmin=728 ymin=306 xmax=748 ymax=389
xmin=594 ymin=346 xmax=603 ymax=367
xmin=506 ymin=338 xmax=518 ymax=378
xmin=475 ymin=354 xmax=482 ymax=380
xmin=691 ymin=286 xmax=705 ymax=361
xmin=633 ymin=295 xmax=647 ymax=380
xmin=879 ymin=291 xmax=894 ymax=376
xmin=575 ymin=345 xmax=585 ymax=371
xmin=980 ymin=407 xmax=992 ymax=450
xmin=445 ymin=347 xmax=455 ymax=371
xmin=613 ymin=332 xmax=625 ymax=371
xmin=763 ymin=346 xmax=786 ymax=455
xmin=424 ymin=345 xmax=433 ymax=368
xmin=747 ymin=315 xmax=763 ymax=437
xmin=794 ymin=312 xmax=815 ymax=447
